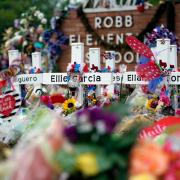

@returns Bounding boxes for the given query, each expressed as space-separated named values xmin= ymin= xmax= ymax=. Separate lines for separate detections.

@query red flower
xmin=40 ymin=95 xmax=50 ymax=105
xmin=50 ymin=94 xmax=65 ymax=104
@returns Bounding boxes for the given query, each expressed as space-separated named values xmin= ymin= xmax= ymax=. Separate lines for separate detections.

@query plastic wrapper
xmin=126 ymin=86 xmax=165 ymax=121
xmin=0 ymin=106 xmax=65 ymax=180
xmin=0 ymin=108 xmax=30 ymax=145
xmin=126 ymin=86 xmax=148 ymax=115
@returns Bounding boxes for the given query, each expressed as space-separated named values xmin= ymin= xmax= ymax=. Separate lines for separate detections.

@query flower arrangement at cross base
xmin=125 ymin=27 xmax=179 ymax=119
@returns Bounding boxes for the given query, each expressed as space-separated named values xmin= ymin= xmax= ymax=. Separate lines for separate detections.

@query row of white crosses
xmin=8 ymin=39 xmax=180 ymax=106
xmin=8 ymin=50 xmax=42 ymax=97
xmin=71 ymin=43 xmax=116 ymax=104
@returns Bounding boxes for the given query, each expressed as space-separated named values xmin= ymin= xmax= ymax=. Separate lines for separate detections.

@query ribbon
xmin=148 ymin=76 xmax=163 ymax=93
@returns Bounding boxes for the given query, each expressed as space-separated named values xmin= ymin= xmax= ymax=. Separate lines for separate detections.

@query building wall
xmin=58 ymin=5 xmax=180 ymax=72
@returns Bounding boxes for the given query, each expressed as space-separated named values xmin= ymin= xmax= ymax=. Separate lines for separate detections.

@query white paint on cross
xmin=8 ymin=50 xmax=21 ymax=96
xmin=71 ymin=43 xmax=84 ymax=105
xmin=89 ymin=48 xmax=101 ymax=96
xmin=156 ymin=39 xmax=170 ymax=68
xmin=105 ymin=51 xmax=115 ymax=95
xmin=31 ymin=52 xmax=42 ymax=96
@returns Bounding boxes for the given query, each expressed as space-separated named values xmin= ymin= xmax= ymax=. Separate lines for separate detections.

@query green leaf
xmin=109 ymin=153 xmax=127 ymax=168
xmin=54 ymin=150 xmax=76 ymax=173
xmin=94 ymin=174 xmax=109 ymax=180
xmin=96 ymin=152 xmax=112 ymax=172
xmin=104 ymin=103 xmax=129 ymax=120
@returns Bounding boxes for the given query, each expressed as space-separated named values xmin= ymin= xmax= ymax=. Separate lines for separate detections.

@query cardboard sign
xmin=0 ymin=90 xmax=21 ymax=122
xmin=0 ymin=95 xmax=16 ymax=116
xmin=139 ymin=116 xmax=180 ymax=139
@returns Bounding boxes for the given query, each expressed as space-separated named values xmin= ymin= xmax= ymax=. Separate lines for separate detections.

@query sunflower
xmin=146 ymin=98 xmax=159 ymax=111
xmin=62 ymin=98 xmax=76 ymax=113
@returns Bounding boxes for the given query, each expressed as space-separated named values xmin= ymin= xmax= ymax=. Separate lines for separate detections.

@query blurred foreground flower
xmin=130 ymin=140 xmax=169 ymax=176
xmin=76 ymin=153 xmax=99 ymax=176
xmin=129 ymin=173 xmax=157 ymax=180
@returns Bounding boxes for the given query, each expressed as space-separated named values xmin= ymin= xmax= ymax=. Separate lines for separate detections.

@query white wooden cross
xmin=31 ymin=52 xmax=42 ymax=96
xmin=105 ymin=51 xmax=115 ymax=95
xmin=156 ymin=39 xmax=170 ymax=68
xmin=89 ymin=48 xmax=101 ymax=96
xmin=71 ymin=43 xmax=84 ymax=105
xmin=8 ymin=50 xmax=21 ymax=96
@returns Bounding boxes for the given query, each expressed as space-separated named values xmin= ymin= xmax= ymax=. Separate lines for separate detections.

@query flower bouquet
xmin=129 ymin=125 xmax=180 ymax=180
xmin=53 ymin=104 xmax=140 ymax=180
xmin=0 ymin=103 xmax=143 ymax=180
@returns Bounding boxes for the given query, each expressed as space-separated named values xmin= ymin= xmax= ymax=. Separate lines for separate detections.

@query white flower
xmin=34 ymin=10 xmax=40 ymax=17
xmin=13 ymin=35 xmax=22 ymax=43
xmin=20 ymin=18 xmax=27 ymax=25
xmin=95 ymin=121 xmax=106 ymax=134
xmin=38 ymin=12 xmax=44 ymax=19
xmin=5 ymin=40 xmax=11 ymax=48
xmin=39 ymin=36 xmax=43 ymax=42
xmin=78 ymin=123 xmax=93 ymax=133
xmin=75 ymin=101 xmax=81 ymax=108
xmin=22 ymin=40 xmax=28 ymax=47
xmin=14 ymin=32 xmax=20 ymax=36
xmin=41 ymin=18 xmax=47 ymax=24
xmin=29 ymin=27 xmax=35 ymax=33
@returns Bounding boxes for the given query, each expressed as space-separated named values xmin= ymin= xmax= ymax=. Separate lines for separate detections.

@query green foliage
xmin=104 ymin=102 xmax=130 ymax=119
xmin=149 ymin=0 xmax=161 ymax=5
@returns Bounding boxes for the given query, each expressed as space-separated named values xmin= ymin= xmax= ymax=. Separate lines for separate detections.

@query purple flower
xmin=64 ymin=126 xmax=78 ymax=142
xmin=43 ymin=29 xmax=69 ymax=59
xmin=145 ymin=26 xmax=179 ymax=51
xmin=14 ymin=19 xmax=20 ymax=28
xmin=77 ymin=108 xmax=118 ymax=133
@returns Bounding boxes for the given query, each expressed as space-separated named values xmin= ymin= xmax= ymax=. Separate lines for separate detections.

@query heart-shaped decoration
xmin=0 ymin=95 xmax=16 ymax=116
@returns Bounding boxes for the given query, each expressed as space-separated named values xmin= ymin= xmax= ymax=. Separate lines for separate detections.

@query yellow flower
xmin=76 ymin=153 xmax=99 ymax=176
xmin=129 ymin=173 xmax=157 ymax=180
xmin=146 ymin=98 xmax=158 ymax=111
xmin=62 ymin=98 xmax=76 ymax=112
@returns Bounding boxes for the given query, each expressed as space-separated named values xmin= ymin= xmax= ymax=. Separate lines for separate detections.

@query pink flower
xmin=160 ymin=94 xmax=171 ymax=106
xmin=164 ymin=159 xmax=180 ymax=180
